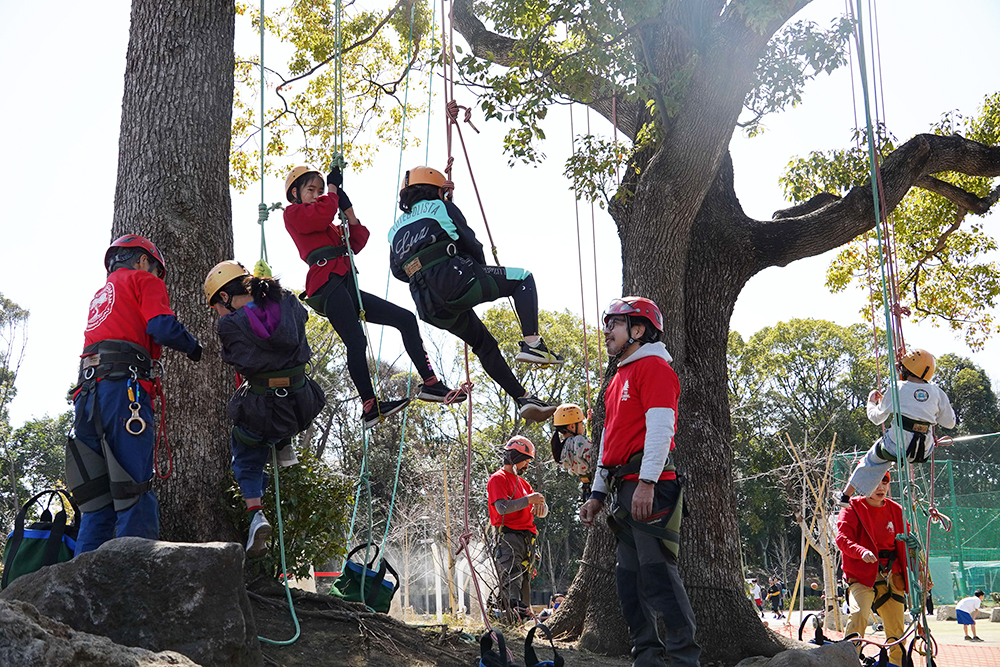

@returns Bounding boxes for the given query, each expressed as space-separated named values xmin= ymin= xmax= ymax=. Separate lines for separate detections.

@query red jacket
xmin=283 ymin=192 xmax=370 ymax=296
xmin=836 ymin=496 xmax=908 ymax=589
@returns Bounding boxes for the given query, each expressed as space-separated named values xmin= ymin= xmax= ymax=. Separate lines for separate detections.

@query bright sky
xmin=1 ymin=0 xmax=999 ymax=426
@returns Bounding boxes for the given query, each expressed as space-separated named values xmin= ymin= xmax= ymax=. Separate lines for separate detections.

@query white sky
xmin=1 ymin=0 xmax=999 ymax=426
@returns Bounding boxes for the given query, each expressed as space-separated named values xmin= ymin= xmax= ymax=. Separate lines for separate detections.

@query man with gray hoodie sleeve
xmin=580 ymin=297 xmax=700 ymax=667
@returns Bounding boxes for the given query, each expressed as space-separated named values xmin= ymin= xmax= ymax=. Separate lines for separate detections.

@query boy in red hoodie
xmin=836 ymin=472 xmax=913 ymax=665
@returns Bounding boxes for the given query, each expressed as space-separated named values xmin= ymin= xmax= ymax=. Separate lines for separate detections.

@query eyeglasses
xmin=603 ymin=316 xmax=626 ymax=332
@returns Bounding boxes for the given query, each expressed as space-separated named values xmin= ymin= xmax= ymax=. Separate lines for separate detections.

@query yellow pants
xmin=847 ymin=575 xmax=906 ymax=665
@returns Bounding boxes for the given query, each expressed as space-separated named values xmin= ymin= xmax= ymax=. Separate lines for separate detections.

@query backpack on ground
xmin=478 ymin=628 xmax=521 ymax=667
xmin=330 ymin=542 xmax=399 ymax=613
xmin=524 ymin=623 xmax=564 ymax=667
xmin=2 ymin=489 xmax=79 ymax=589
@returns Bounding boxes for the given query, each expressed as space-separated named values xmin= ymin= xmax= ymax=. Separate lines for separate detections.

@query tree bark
xmin=112 ymin=0 xmax=237 ymax=543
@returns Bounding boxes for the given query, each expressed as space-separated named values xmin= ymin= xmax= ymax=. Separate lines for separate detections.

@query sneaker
xmin=972 ymin=636 xmax=984 ymax=642
xmin=515 ymin=339 xmax=564 ymax=365
xmin=417 ymin=381 xmax=467 ymax=404
xmin=965 ymin=636 xmax=973 ymax=641
xmin=275 ymin=442 xmax=298 ymax=467
xmin=246 ymin=510 xmax=272 ymax=558
xmin=516 ymin=395 xmax=558 ymax=422
xmin=362 ymin=398 xmax=410 ymax=430
xmin=837 ymin=493 xmax=850 ymax=508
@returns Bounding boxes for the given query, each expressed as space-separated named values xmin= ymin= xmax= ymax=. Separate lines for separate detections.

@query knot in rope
xmin=890 ymin=303 xmax=911 ymax=317
xmin=329 ymin=151 xmax=347 ymax=170
xmin=445 ymin=100 xmax=480 ymax=133
xmin=455 ymin=529 xmax=472 ymax=556
xmin=258 ymin=202 xmax=270 ymax=224
xmin=928 ymin=507 xmax=952 ymax=531
xmin=443 ymin=381 xmax=473 ymax=405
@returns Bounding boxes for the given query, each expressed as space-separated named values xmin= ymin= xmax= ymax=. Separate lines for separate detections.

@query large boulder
xmin=0 ymin=538 xmax=260 ymax=667
xmin=735 ymin=640 xmax=860 ymax=667
xmin=992 ymin=607 xmax=1000 ymax=623
xmin=0 ymin=598 xmax=198 ymax=667
xmin=936 ymin=605 xmax=955 ymax=621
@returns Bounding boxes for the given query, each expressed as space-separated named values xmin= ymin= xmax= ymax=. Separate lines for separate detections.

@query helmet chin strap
xmin=610 ymin=316 xmax=639 ymax=361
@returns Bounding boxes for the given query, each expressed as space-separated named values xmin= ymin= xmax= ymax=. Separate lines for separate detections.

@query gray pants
xmin=496 ymin=529 xmax=533 ymax=606
xmin=848 ymin=428 xmax=930 ymax=497
xmin=614 ymin=481 xmax=701 ymax=667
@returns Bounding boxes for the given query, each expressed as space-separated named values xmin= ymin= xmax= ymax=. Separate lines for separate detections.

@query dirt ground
xmin=249 ymin=585 xmax=632 ymax=667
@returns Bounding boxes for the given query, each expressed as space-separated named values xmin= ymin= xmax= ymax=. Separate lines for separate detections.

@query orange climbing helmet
xmin=504 ymin=436 xmax=535 ymax=460
xmin=105 ymin=235 xmax=166 ymax=277
xmin=284 ymin=165 xmax=323 ymax=202
xmin=401 ymin=166 xmax=447 ymax=192
xmin=553 ymin=404 xmax=585 ymax=427
xmin=899 ymin=348 xmax=935 ymax=380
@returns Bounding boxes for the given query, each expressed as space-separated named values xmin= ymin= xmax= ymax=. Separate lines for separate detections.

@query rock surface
xmin=992 ymin=606 xmax=1000 ymax=622
xmin=734 ymin=640 xmax=860 ymax=667
xmin=0 ymin=537 xmax=260 ymax=667
xmin=0 ymin=598 xmax=199 ymax=667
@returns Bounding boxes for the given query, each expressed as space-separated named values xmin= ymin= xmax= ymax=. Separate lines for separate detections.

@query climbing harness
xmin=601 ymin=452 xmax=685 ymax=560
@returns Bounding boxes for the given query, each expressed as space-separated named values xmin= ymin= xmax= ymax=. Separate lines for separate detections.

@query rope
xmin=569 ymin=106 xmax=593 ymax=415
xmin=258 ymin=445 xmax=302 ymax=645
xmin=586 ymin=106 xmax=604 ymax=381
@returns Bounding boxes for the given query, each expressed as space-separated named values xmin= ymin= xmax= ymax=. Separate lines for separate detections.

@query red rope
xmin=570 ymin=106 xmax=593 ymax=415
xmin=152 ymin=377 xmax=172 ymax=479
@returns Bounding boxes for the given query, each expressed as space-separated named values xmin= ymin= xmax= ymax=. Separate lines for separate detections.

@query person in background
xmin=956 ymin=590 xmax=986 ymax=642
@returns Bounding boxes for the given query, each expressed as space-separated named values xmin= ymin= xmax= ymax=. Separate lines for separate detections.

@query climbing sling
xmin=603 ymin=452 xmax=686 ymax=559
xmin=2 ymin=490 xmax=79 ymax=589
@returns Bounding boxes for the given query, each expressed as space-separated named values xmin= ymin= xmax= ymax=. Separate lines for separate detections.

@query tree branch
xmin=915 ymin=175 xmax=1000 ymax=215
xmin=751 ymin=133 xmax=1000 ymax=271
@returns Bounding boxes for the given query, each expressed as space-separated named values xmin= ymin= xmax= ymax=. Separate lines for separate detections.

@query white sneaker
xmin=275 ymin=443 xmax=298 ymax=467
xmin=246 ymin=510 xmax=272 ymax=557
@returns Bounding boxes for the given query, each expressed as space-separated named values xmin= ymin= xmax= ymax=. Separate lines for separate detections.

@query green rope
xmin=257 ymin=445 xmax=302 ymax=645
xmin=854 ymin=3 xmax=931 ymax=661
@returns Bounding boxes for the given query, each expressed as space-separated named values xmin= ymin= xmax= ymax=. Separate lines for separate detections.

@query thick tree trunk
xmin=112 ymin=0 xmax=237 ymax=543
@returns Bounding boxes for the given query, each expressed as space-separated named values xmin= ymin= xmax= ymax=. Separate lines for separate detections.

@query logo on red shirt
xmin=620 ymin=380 xmax=630 ymax=401
xmin=86 ymin=283 xmax=115 ymax=332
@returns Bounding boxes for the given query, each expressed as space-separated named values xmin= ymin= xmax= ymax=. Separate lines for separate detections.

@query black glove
xmin=187 ymin=343 xmax=203 ymax=362
xmin=337 ymin=187 xmax=353 ymax=213
xmin=326 ymin=166 xmax=343 ymax=188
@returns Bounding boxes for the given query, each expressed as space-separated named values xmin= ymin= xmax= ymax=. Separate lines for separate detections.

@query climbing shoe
xmin=516 ymin=395 xmax=558 ymax=422
xmin=246 ymin=511 xmax=272 ymax=558
xmin=515 ymin=338 xmax=564 ymax=365
xmin=417 ymin=381 xmax=467 ymax=404
xmin=275 ymin=443 xmax=298 ymax=468
xmin=363 ymin=398 xmax=410 ymax=430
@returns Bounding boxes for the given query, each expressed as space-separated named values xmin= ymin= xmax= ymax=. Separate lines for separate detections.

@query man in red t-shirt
xmin=836 ymin=472 xmax=914 ymax=665
xmin=68 ymin=236 xmax=201 ymax=553
xmin=487 ymin=436 xmax=547 ymax=616
xmin=580 ymin=297 xmax=700 ymax=667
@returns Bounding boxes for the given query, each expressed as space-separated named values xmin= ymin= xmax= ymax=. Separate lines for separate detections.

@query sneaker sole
xmin=246 ymin=524 xmax=272 ymax=558
xmin=417 ymin=389 xmax=468 ymax=403
xmin=515 ymin=352 xmax=565 ymax=365
xmin=364 ymin=399 xmax=411 ymax=429
xmin=519 ymin=403 xmax=558 ymax=422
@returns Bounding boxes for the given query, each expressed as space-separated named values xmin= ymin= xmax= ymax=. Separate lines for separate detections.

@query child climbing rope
xmin=67 ymin=235 xmax=202 ymax=553
xmin=840 ymin=348 xmax=956 ymax=503
xmin=487 ymin=436 xmax=547 ymax=619
xmin=389 ymin=165 xmax=563 ymax=422
xmin=550 ymin=403 xmax=595 ymax=500
xmin=204 ymin=261 xmax=326 ymax=556
xmin=283 ymin=165 xmax=460 ymax=430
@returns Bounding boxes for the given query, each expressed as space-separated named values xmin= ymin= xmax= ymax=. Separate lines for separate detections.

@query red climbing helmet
xmin=105 ymin=235 xmax=167 ymax=277
xmin=603 ymin=296 xmax=663 ymax=332
xmin=504 ymin=436 xmax=536 ymax=460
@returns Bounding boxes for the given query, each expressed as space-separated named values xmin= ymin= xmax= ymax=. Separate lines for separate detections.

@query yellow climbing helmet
xmin=284 ymin=165 xmax=323 ymax=202
xmin=204 ymin=260 xmax=250 ymax=305
xmin=900 ymin=348 xmax=935 ymax=380
xmin=401 ymin=166 xmax=447 ymax=192
xmin=553 ymin=403 xmax=585 ymax=427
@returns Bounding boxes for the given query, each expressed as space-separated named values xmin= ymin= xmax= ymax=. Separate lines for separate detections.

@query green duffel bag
xmin=330 ymin=543 xmax=399 ymax=613
xmin=2 ymin=489 xmax=79 ymax=589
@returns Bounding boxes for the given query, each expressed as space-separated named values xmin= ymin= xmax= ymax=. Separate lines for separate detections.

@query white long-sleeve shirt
xmin=867 ymin=380 xmax=956 ymax=433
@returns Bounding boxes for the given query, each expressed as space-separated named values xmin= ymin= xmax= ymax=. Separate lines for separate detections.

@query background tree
xmin=111 ymin=0 xmax=238 ymax=543
xmin=0 ymin=294 xmax=30 ymax=530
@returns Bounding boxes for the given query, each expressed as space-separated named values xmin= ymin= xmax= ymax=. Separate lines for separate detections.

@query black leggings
xmin=322 ymin=273 xmax=434 ymax=403
xmin=424 ymin=266 xmax=538 ymax=399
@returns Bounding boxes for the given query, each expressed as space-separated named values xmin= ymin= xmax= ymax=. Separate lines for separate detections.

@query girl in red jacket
xmin=836 ymin=472 xmax=910 ymax=665
xmin=283 ymin=165 xmax=460 ymax=429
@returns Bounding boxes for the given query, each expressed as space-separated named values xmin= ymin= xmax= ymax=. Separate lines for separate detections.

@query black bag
xmin=524 ymin=623 xmax=564 ymax=667
xmin=2 ymin=489 xmax=79 ymax=589
xmin=478 ymin=628 xmax=522 ymax=667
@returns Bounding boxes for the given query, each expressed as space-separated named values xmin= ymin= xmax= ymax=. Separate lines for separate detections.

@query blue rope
xmin=257 ymin=445 xmax=302 ymax=645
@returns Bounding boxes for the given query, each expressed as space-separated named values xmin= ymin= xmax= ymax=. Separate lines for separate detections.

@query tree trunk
xmin=112 ymin=0 xmax=237 ymax=543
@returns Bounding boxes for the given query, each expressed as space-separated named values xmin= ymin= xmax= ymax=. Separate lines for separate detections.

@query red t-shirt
xmin=487 ymin=468 xmax=536 ymax=533
xmin=601 ymin=354 xmax=679 ymax=481
xmin=83 ymin=269 xmax=175 ymax=360
xmin=283 ymin=193 xmax=371 ymax=296
xmin=858 ymin=501 xmax=898 ymax=551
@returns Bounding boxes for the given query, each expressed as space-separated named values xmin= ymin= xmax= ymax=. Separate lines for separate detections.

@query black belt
xmin=246 ymin=364 xmax=308 ymax=396
xmin=78 ymin=340 xmax=154 ymax=385
xmin=306 ymin=245 xmax=348 ymax=266
xmin=899 ymin=415 xmax=931 ymax=433
xmin=402 ymin=242 xmax=457 ymax=278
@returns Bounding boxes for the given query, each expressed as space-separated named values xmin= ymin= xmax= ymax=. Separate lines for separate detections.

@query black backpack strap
xmin=42 ymin=508 xmax=69 ymax=566
xmin=3 ymin=489 xmax=64 ymax=588
xmin=480 ymin=629 xmax=510 ymax=667
xmin=525 ymin=623 xmax=563 ymax=667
